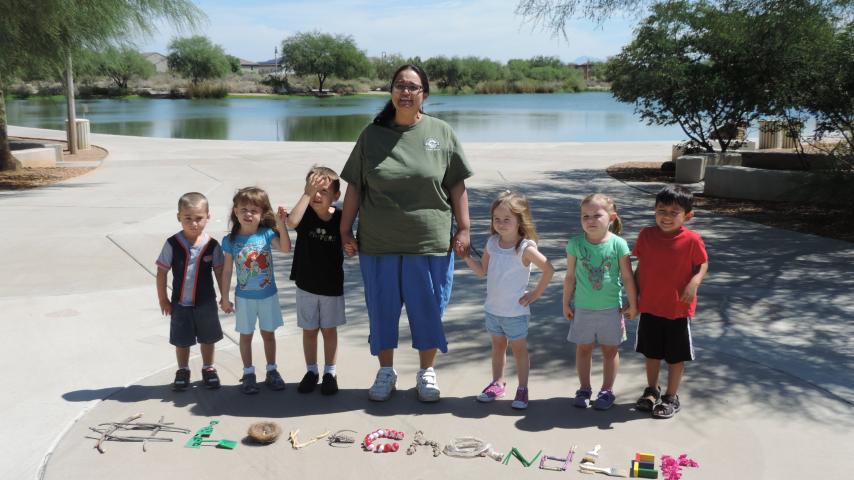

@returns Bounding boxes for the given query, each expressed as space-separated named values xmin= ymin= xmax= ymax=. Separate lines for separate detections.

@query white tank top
xmin=484 ymin=235 xmax=534 ymax=317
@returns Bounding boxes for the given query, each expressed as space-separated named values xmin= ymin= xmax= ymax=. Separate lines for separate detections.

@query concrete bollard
xmin=675 ymin=155 xmax=705 ymax=183
xmin=65 ymin=118 xmax=91 ymax=150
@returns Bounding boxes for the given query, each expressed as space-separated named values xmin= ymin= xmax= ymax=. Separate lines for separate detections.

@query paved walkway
xmin=3 ymin=126 xmax=852 ymax=480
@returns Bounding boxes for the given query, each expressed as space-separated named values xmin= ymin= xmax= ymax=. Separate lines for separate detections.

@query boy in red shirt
xmin=632 ymin=185 xmax=708 ymax=418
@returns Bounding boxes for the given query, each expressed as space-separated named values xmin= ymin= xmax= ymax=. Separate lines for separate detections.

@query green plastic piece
xmin=185 ymin=420 xmax=235 ymax=449
xmin=502 ymin=447 xmax=542 ymax=467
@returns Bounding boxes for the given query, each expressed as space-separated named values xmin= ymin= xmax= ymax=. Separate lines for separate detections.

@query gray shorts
xmin=295 ymin=287 xmax=346 ymax=330
xmin=567 ymin=307 xmax=626 ymax=346
xmin=170 ymin=301 xmax=223 ymax=347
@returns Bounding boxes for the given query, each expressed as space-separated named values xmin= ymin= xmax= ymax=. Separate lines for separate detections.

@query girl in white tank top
xmin=461 ymin=191 xmax=554 ymax=409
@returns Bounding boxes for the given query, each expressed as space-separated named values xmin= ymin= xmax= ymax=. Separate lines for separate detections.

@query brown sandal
xmin=635 ymin=386 xmax=660 ymax=411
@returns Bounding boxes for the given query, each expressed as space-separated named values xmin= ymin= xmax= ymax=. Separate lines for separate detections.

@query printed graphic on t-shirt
xmin=424 ymin=137 xmax=440 ymax=151
xmin=578 ymin=244 xmax=613 ymax=290
xmin=309 ymin=227 xmax=336 ymax=243
xmin=236 ymin=247 xmax=273 ymax=290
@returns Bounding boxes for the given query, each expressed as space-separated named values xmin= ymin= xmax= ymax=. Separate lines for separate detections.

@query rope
xmin=442 ymin=436 xmax=503 ymax=461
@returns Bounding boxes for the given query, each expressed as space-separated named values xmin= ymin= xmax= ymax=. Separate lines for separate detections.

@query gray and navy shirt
xmin=156 ymin=232 xmax=224 ymax=306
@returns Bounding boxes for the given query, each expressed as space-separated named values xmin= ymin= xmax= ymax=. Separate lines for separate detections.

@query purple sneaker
xmin=511 ymin=387 xmax=529 ymax=410
xmin=593 ymin=390 xmax=616 ymax=410
xmin=574 ymin=388 xmax=593 ymax=408
xmin=476 ymin=381 xmax=506 ymax=402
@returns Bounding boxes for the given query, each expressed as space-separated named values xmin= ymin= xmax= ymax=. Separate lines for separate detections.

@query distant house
xmin=240 ymin=57 xmax=284 ymax=74
xmin=142 ymin=52 xmax=168 ymax=73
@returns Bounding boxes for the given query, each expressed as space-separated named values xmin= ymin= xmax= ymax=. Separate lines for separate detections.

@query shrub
xmin=186 ymin=81 xmax=228 ymax=98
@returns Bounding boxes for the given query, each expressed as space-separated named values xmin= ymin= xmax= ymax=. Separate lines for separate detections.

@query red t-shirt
xmin=632 ymin=226 xmax=708 ymax=319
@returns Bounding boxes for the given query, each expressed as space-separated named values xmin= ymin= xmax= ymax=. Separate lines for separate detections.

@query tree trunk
xmin=66 ymin=54 xmax=78 ymax=154
xmin=0 ymin=79 xmax=15 ymax=172
xmin=318 ymin=74 xmax=325 ymax=96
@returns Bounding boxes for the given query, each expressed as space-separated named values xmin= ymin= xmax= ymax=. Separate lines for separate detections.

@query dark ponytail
xmin=373 ymin=64 xmax=430 ymax=127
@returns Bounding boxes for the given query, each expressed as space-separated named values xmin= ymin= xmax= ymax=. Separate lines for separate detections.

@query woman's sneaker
xmin=573 ymin=388 xmax=593 ymax=408
xmin=593 ymin=390 xmax=616 ymax=410
xmin=476 ymin=381 xmax=506 ymax=402
xmin=173 ymin=369 xmax=190 ymax=391
xmin=368 ymin=368 xmax=397 ymax=401
xmin=416 ymin=368 xmax=440 ymax=402
xmin=201 ymin=367 xmax=220 ymax=389
xmin=511 ymin=386 xmax=529 ymax=410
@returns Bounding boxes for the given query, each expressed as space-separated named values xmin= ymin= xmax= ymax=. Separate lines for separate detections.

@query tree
xmin=0 ymin=0 xmax=202 ymax=170
xmin=167 ymin=36 xmax=231 ymax=84
xmin=515 ymin=0 xmax=852 ymax=35
xmin=226 ymin=55 xmax=241 ymax=74
xmin=606 ymin=0 xmax=836 ymax=152
xmin=93 ymin=47 xmax=155 ymax=89
xmin=371 ymin=53 xmax=405 ymax=81
xmin=280 ymin=32 xmax=371 ymax=94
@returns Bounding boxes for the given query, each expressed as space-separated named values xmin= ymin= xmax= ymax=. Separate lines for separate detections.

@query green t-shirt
xmin=566 ymin=233 xmax=630 ymax=310
xmin=341 ymin=115 xmax=473 ymax=255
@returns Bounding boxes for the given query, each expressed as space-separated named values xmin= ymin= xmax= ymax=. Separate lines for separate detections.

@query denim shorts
xmin=234 ymin=295 xmax=284 ymax=334
xmin=485 ymin=311 xmax=530 ymax=341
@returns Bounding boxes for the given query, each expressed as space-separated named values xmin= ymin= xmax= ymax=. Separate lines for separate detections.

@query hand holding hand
xmin=341 ymin=231 xmax=358 ymax=257
xmin=452 ymin=228 xmax=470 ymax=258
xmin=220 ymin=298 xmax=234 ymax=314
xmin=276 ymin=206 xmax=288 ymax=223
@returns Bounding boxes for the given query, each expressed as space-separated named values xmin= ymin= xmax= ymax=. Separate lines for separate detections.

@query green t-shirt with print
xmin=566 ymin=233 xmax=630 ymax=310
xmin=341 ymin=115 xmax=473 ymax=255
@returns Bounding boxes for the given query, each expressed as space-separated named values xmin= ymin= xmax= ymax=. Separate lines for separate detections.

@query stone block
xmin=704 ymin=165 xmax=820 ymax=202
xmin=11 ymin=147 xmax=57 ymax=168
xmin=675 ymin=155 xmax=705 ymax=183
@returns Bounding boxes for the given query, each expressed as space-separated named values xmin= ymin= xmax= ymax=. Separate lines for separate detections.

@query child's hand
xmin=621 ymin=304 xmax=638 ymax=320
xmin=277 ymin=206 xmax=288 ymax=223
xmin=452 ymin=228 xmax=470 ymax=258
xmin=305 ymin=173 xmax=328 ymax=197
xmin=518 ymin=290 xmax=539 ymax=307
xmin=342 ymin=231 xmax=358 ymax=257
xmin=680 ymin=280 xmax=700 ymax=303
xmin=159 ymin=298 xmax=172 ymax=316
xmin=563 ymin=303 xmax=574 ymax=321
xmin=220 ymin=298 xmax=234 ymax=314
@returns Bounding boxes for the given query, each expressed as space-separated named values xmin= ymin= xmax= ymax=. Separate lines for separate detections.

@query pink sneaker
xmin=476 ymin=381 xmax=506 ymax=402
xmin=511 ymin=386 xmax=529 ymax=410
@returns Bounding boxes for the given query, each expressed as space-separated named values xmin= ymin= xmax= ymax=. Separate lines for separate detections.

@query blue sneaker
xmin=574 ymin=388 xmax=593 ymax=408
xmin=593 ymin=390 xmax=616 ymax=410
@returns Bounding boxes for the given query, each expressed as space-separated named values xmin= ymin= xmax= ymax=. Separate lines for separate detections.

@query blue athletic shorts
xmin=359 ymin=253 xmax=454 ymax=355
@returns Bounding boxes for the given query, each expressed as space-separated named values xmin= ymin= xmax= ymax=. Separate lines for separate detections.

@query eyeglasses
xmin=392 ymin=83 xmax=423 ymax=93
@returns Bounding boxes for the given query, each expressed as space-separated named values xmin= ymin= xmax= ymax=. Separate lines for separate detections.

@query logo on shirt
xmin=424 ymin=137 xmax=441 ymax=151
xmin=309 ymin=227 xmax=336 ymax=242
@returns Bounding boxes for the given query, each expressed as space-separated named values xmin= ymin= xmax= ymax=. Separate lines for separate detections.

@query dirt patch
xmin=607 ymin=161 xmax=854 ymax=243
xmin=1 ymin=137 xmax=105 ymax=189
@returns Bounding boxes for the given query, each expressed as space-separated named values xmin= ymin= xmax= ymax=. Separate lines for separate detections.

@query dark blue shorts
xmin=170 ymin=301 xmax=223 ymax=347
xmin=359 ymin=253 xmax=454 ymax=355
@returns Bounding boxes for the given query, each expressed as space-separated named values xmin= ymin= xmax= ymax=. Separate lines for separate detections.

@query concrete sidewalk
xmin=3 ymin=127 xmax=852 ymax=480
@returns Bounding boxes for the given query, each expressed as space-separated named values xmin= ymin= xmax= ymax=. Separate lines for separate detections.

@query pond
xmin=7 ymin=92 xmax=686 ymax=143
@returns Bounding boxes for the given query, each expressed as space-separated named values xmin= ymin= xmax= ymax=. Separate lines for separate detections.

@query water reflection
xmin=7 ymin=93 xmax=688 ymax=142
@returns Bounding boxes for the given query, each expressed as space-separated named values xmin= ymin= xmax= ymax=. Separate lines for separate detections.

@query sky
xmin=136 ymin=0 xmax=638 ymax=63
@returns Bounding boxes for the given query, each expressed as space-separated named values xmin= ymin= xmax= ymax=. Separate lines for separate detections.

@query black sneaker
xmin=240 ymin=373 xmax=260 ymax=394
xmin=173 ymin=369 xmax=190 ymax=391
xmin=265 ymin=369 xmax=286 ymax=391
xmin=297 ymin=371 xmax=319 ymax=393
xmin=320 ymin=373 xmax=339 ymax=395
xmin=201 ymin=367 xmax=221 ymax=389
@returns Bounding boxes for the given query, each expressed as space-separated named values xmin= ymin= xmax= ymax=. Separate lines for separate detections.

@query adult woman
xmin=340 ymin=64 xmax=472 ymax=402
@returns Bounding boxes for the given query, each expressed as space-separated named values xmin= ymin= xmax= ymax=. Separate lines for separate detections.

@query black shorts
xmin=170 ymin=301 xmax=223 ymax=347
xmin=634 ymin=313 xmax=694 ymax=364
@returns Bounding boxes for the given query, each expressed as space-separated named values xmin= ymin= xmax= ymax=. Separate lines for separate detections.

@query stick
xmin=95 ymin=413 xmax=142 ymax=454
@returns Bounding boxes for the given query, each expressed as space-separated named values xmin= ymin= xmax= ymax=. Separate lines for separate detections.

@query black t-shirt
xmin=289 ymin=207 xmax=344 ymax=296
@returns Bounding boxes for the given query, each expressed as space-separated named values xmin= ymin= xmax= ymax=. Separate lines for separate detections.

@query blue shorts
xmin=360 ymin=253 xmax=454 ymax=355
xmin=485 ymin=311 xmax=529 ymax=341
xmin=234 ymin=295 xmax=284 ymax=334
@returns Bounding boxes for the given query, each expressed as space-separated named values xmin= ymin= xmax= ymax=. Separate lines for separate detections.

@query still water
xmin=7 ymin=92 xmax=685 ymax=142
